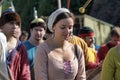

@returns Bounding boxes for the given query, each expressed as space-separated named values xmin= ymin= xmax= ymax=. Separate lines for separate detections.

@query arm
xmin=0 ymin=34 xmax=9 ymax=79
xmin=97 ymin=45 xmax=108 ymax=62
xmin=97 ymin=47 xmax=104 ymax=62
xmin=75 ymin=45 xmax=86 ymax=80
xmin=34 ymin=45 xmax=48 ymax=80
xmin=0 ymin=41 xmax=2 ymax=56
xmin=86 ymin=48 xmax=99 ymax=70
xmin=20 ymin=44 xmax=31 ymax=80
xmin=0 ymin=33 xmax=7 ymax=61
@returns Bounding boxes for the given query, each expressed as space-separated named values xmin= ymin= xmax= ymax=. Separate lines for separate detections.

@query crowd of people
xmin=0 ymin=9 xmax=30 ymax=80
xmin=0 ymin=7 xmax=120 ymax=80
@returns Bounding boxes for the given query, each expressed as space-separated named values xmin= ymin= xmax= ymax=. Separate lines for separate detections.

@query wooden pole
xmin=58 ymin=0 xmax=61 ymax=9
xmin=0 ymin=6 xmax=2 ymax=17
xmin=67 ymin=0 xmax=70 ymax=9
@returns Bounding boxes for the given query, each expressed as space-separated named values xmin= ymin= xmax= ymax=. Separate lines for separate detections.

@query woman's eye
xmin=61 ymin=26 xmax=65 ymax=29
xmin=69 ymin=26 xmax=72 ymax=29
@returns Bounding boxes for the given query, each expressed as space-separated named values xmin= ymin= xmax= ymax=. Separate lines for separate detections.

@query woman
xmin=34 ymin=8 xmax=86 ymax=80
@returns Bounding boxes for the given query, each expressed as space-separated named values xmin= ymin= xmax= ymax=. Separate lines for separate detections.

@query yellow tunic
xmin=101 ymin=45 xmax=120 ymax=80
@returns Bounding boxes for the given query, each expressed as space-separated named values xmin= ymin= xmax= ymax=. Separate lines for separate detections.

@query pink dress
xmin=34 ymin=43 xmax=86 ymax=80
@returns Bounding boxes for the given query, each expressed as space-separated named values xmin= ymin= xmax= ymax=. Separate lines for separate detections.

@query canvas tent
xmin=74 ymin=14 xmax=114 ymax=46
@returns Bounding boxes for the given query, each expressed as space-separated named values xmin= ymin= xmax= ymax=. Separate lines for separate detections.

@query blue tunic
xmin=23 ymin=40 xmax=37 ymax=69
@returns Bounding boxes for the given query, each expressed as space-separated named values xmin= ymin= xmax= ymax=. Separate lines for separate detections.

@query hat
xmin=78 ymin=26 xmax=94 ymax=37
xmin=48 ymin=8 xmax=70 ymax=32
xmin=0 ymin=9 xmax=21 ymax=26
xmin=31 ymin=18 xmax=45 ymax=23
xmin=30 ymin=18 xmax=46 ymax=30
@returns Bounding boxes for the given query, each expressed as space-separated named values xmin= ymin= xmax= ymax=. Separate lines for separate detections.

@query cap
xmin=48 ymin=8 xmax=70 ymax=32
xmin=30 ymin=18 xmax=46 ymax=30
xmin=78 ymin=26 xmax=94 ymax=37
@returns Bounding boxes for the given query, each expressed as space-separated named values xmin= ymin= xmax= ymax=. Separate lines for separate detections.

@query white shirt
xmin=0 ymin=32 xmax=9 ymax=78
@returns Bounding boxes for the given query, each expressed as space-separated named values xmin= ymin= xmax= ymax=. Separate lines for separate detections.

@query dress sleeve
xmin=75 ymin=45 xmax=86 ymax=80
xmin=34 ymin=44 xmax=48 ymax=80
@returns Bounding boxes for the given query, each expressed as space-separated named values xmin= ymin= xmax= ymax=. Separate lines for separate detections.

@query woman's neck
xmin=48 ymin=37 xmax=67 ymax=48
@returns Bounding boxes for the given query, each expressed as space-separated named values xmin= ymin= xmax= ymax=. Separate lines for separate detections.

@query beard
xmin=35 ymin=37 xmax=42 ymax=41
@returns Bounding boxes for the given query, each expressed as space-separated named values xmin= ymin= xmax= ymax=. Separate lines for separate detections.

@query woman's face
xmin=53 ymin=18 xmax=74 ymax=40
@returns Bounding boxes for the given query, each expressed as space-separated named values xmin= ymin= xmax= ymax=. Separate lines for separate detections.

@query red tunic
xmin=97 ymin=42 xmax=116 ymax=62
xmin=8 ymin=42 xmax=31 ymax=80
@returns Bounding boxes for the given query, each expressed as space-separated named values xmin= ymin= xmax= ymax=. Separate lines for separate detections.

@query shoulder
xmin=88 ymin=47 xmax=96 ymax=53
xmin=0 ymin=32 xmax=7 ymax=41
xmin=23 ymin=40 xmax=30 ymax=45
xmin=107 ymin=46 xmax=118 ymax=56
xmin=37 ymin=42 xmax=48 ymax=51
xmin=98 ymin=43 xmax=108 ymax=51
xmin=35 ymin=42 xmax=48 ymax=59
xmin=74 ymin=44 xmax=84 ymax=55
xmin=70 ymin=35 xmax=87 ymax=46
xmin=23 ymin=40 xmax=34 ymax=49
xmin=18 ymin=41 xmax=26 ymax=50
xmin=0 ymin=32 xmax=7 ymax=47
xmin=71 ymin=35 xmax=84 ymax=42
xmin=118 ymin=43 xmax=120 ymax=54
xmin=103 ymin=46 xmax=119 ymax=63
xmin=100 ymin=44 xmax=108 ymax=48
xmin=0 ymin=32 xmax=5 ymax=37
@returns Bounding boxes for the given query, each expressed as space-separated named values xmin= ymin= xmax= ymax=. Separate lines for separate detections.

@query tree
xmin=11 ymin=0 xmax=93 ymax=32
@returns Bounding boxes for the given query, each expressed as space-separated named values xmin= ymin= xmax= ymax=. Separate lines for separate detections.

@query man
xmin=100 ymin=43 xmax=120 ymax=80
xmin=23 ymin=18 xmax=46 ymax=80
xmin=68 ymin=34 xmax=89 ymax=67
xmin=78 ymin=26 xmax=98 ymax=69
xmin=19 ymin=30 xmax=29 ymax=42
xmin=97 ymin=26 xmax=120 ymax=62
xmin=0 ymin=9 xmax=31 ymax=80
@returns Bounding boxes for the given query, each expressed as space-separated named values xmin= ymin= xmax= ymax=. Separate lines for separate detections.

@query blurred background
xmin=1 ymin=0 xmax=119 ymax=46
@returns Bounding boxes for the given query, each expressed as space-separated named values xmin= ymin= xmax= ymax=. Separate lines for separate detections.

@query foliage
xmin=1 ymin=0 xmax=94 ymax=32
